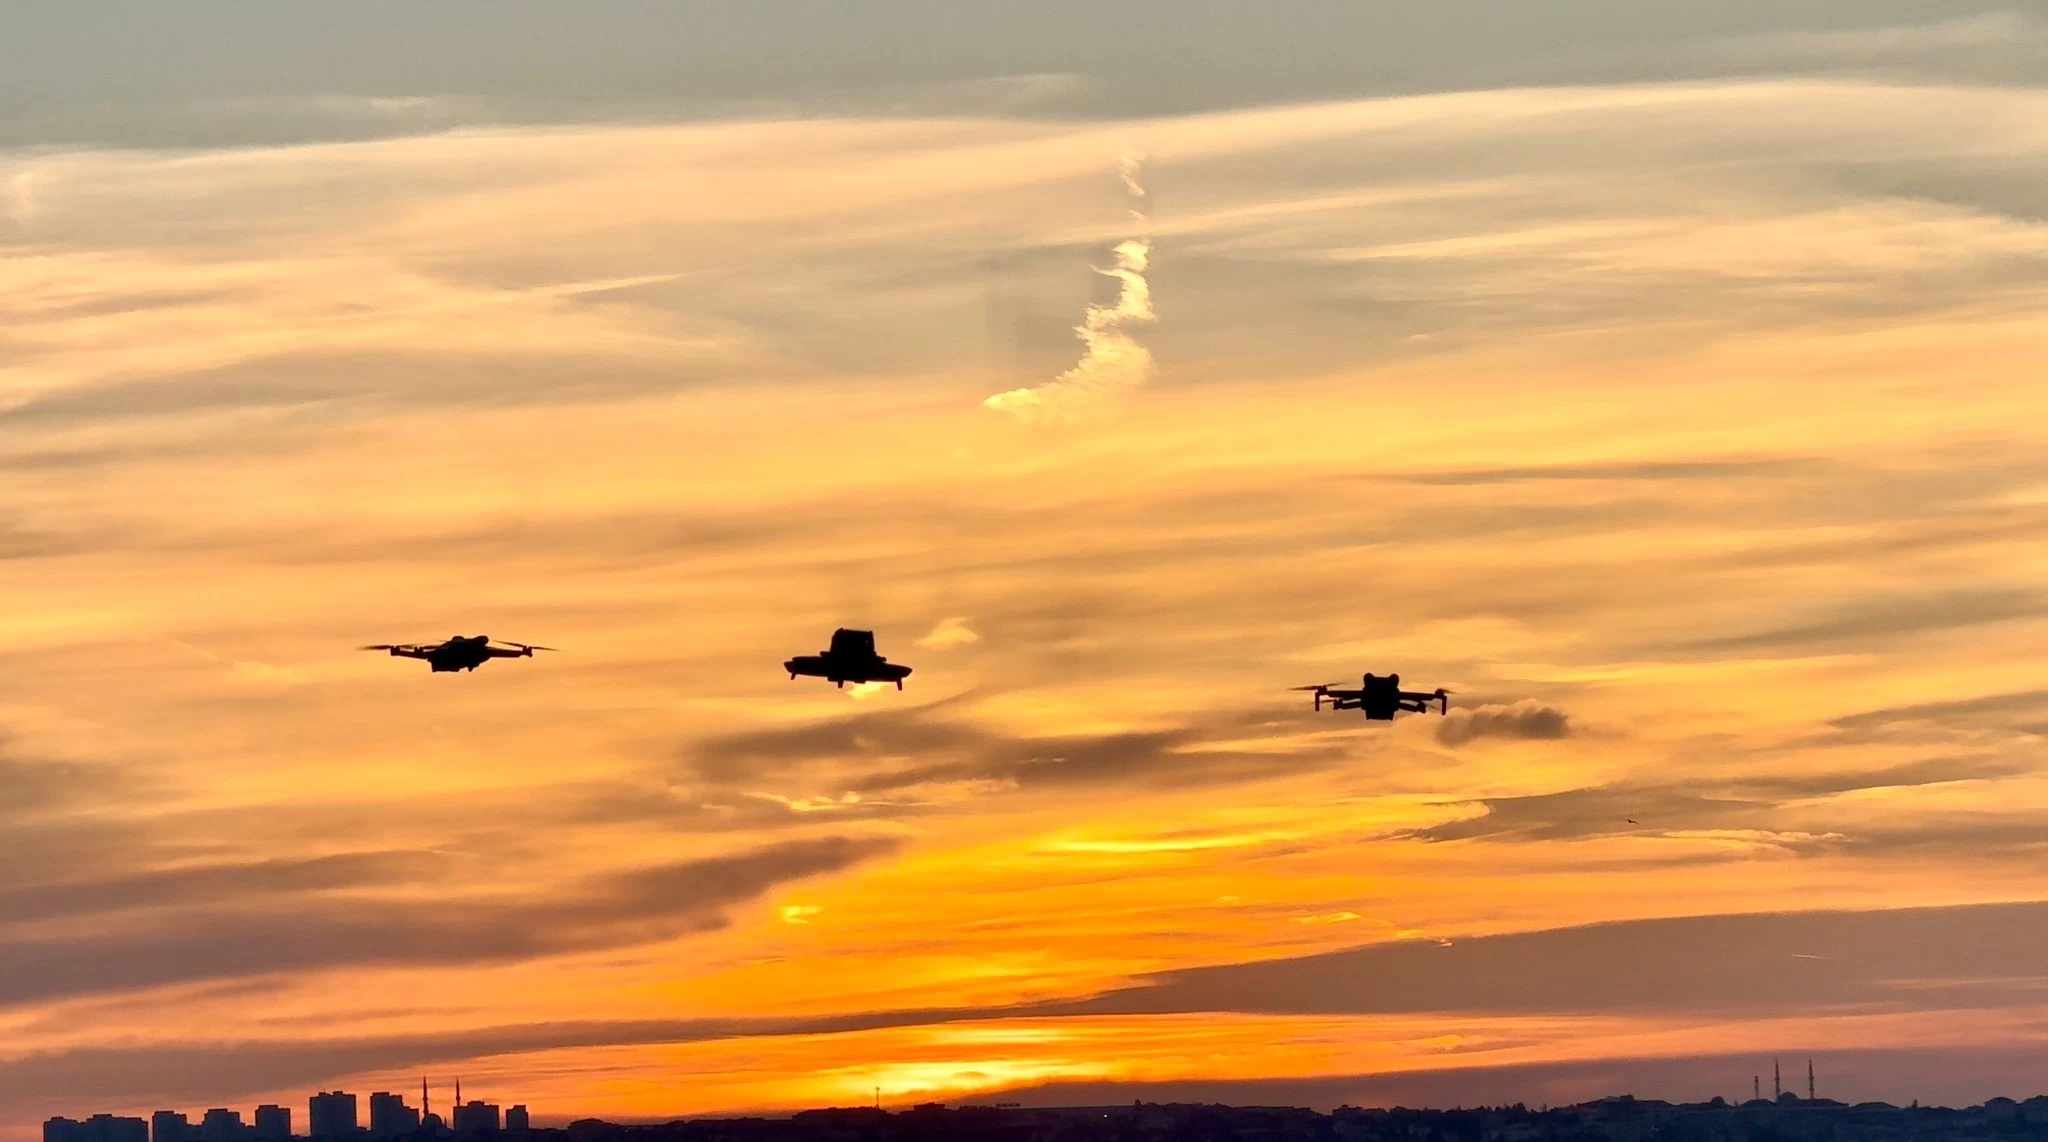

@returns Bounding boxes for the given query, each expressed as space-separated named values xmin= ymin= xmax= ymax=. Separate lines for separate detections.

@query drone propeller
xmin=359 ymin=644 xmax=404 ymax=651
xmin=1292 ymin=683 xmax=1341 ymax=712
xmin=495 ymin=641 xmax=559 ymax=653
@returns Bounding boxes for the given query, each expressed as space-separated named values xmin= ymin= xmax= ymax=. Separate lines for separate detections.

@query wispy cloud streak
xmin=985 ymin=152 xmax=1154 ymax=422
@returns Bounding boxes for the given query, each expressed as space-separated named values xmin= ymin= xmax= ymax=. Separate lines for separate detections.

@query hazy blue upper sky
xmin=4 ymin=1 xmax=2044 ymax=145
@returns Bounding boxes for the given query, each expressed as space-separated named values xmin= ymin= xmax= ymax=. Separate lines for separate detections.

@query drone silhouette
xmin=360 ymin=635 xmax=557 ymax=673
xmin=1295 ymin=672 xmax=1449 ymax=720
xmin=785 ymin=628 xmax=912 ymax=690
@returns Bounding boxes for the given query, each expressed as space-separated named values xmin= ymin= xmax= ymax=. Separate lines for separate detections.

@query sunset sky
xmin=6 ymin=1 xmax=2048 ymax=1133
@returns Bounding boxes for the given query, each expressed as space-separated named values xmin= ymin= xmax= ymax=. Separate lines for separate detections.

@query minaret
xmin=1774 ymin=1058 xmax=1781 ymax=1101
xmin=1808 ymin=1058 xmax=1815 ymax=1102
xmin=1753 ymin=1075 xmax=1760 ymax=1102
xmin=423 ymin=1077 xmax=431 ymax=1121
xmin=456 ymin=1079 xmax=462 ymax=1111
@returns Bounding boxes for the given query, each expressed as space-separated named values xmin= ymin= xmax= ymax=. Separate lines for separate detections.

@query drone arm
xmin=484 ymin=645 xmax=533 ymax=657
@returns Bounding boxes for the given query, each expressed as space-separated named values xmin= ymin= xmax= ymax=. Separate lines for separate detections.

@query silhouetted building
xmin=504 ymin=1107 xmax=529 ymax=1134
xmin=198 ymin=1111 xmax=242 ymax=1142
xmin=452 ymin=1103 xmax=500 ymax=1137
xmin=44 ymin=1119 xmax=147 ymax=1142
xmin=370 ymin=1093 xmax=422 ymax=1139
xmin=253 ymin=1106 xmax=290 ymax=1141
xmin=88 ymin=1119 xmax=148 ymax=1142
xmin=309 ymin=1092 xmax=358 ymax=1139
xmin=151 ymin=1113 xmax=190 ymax=1142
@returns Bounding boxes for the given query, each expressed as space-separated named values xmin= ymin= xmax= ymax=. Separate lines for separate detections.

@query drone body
xmin=1297 ymin=672 xmax=1449 ymax=720
xmin=360 ymin=635 xmax=556 ymax=673
xmin=785 ymin=628 xmax=912 ymax=690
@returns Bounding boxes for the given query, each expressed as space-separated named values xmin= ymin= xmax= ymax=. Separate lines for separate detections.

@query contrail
xmin=985 ymin=152 xmax=1154 ymax=423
